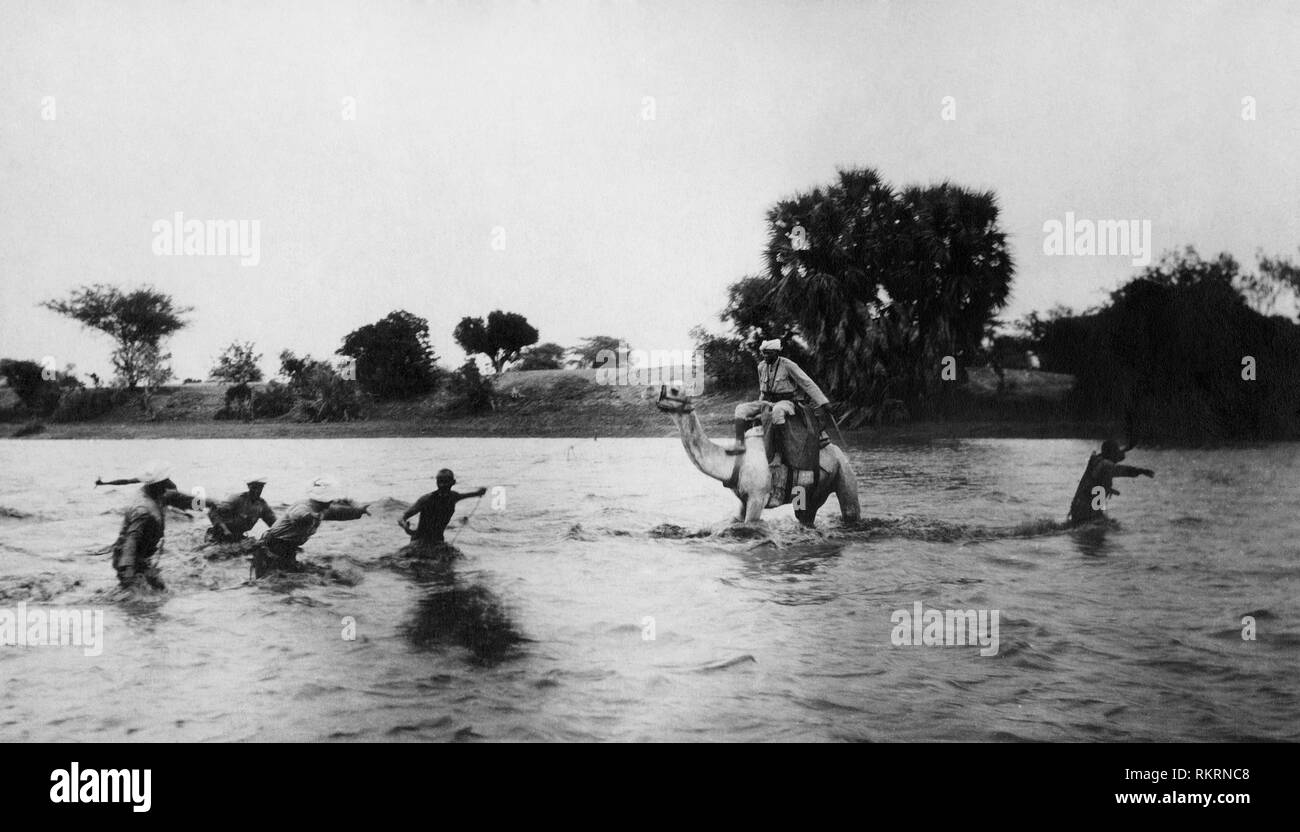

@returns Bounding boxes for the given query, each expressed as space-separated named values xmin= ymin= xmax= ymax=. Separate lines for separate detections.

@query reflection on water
xmin=0 ymin=437 xmax=1297 ymax=741
xmin=395 ymin=543 xmax=526 ymax=666
xmin=1069 ymin=520 xmax=1116 ymax=557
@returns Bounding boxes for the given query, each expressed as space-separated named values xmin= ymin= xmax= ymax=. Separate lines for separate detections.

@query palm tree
xmin=747 ymin=168 xmax=1014 ymax=419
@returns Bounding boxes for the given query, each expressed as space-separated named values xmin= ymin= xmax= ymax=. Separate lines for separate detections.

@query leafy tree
xmin=132 ymin=343 xmax=174 ymax=415
xmin=453 ymin=311 xmax=539 ymax=374
xmin=689 ymin=327 xmax=752 ymax=391
xmin=569 ymin=335 xmax=628 ymax=368
xmin=338 ymin=310 xmax=440 ymax=399
xmin=1030 ymin=248 xmax=1300 ymax=442
xmin=279 ymin=350 xmax=314 ymax=385
xmin=514 ymin=342 xmax=566 ymax=371
xmin=720 ymin=277 xmax=801 ymax=349
xmin=41 ymin=285 xmax=190 ymax=390
xmin=211 ymin=341 xmax=264 ymax=385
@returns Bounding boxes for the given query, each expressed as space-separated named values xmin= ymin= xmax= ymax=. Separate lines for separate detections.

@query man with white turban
xmin=729 ymin=339 xmax=830 ymax=455
xmin=108 ymin=461 xmax=177 ymax=591
xmin=255 ymin=476 xmax=369 ymax=575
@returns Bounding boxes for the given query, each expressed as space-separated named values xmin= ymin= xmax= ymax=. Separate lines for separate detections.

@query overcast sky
xmin=2 ymin=0 xmax=1297 ymax=381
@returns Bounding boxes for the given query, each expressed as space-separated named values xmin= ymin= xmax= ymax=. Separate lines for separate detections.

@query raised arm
xmin=96 ymin=477 xmax=141 ymax=487
xmin=456 ymin=488 xmax=488 ymax=502
xmin=1112 ymin=464 xmax=1154 ymax=478
xmin=160 ymin=488 xmax=200 ymax=512
xmin=323 ymin=501 xmax=369 ymax=521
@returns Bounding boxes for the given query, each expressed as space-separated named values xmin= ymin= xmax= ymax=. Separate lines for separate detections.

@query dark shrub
xmin=51 ymin=388 xmax=121 ymax=422
xmin=251 ymin=381 xmax=296 ymax=418
xmin=0 ymin=359 xmax=65 ymax=415
xmin=298 ymin=370 xmax=368 ymax=422
xmin=444 ymin=360 xmax=495 ymax=415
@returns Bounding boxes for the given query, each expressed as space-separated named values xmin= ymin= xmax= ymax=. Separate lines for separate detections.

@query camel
xmin=654 ymin=383 xmax=861 ymax=526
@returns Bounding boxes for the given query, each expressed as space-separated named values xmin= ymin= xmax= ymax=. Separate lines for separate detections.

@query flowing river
xmin=0 ymin=437 xmax=1295 ymax=741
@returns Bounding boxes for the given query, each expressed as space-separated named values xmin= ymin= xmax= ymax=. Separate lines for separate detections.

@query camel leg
xmin=794 ymin=507 xmax=818 ymax=527
xmin=835 ymin=467 xmax=862 ymax=523
xmin=735 ymin=492 xmax=747 ymax=522
xmin=742 ymin=494 xmax=765 ymax=523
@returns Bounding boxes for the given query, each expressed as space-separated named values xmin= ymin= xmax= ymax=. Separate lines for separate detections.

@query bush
xmin=50 ymin=388 xmax=122 ymax=422
xmin=298 ymin=369 xmax=368 ymax=422
xmin=213 ymin=383 xmax=252 ymax=421
xmin=251 ymin=381 xmax=295 ymax=418
xmin=0 ymin=359 xmax=69 ymax=416
xmin=444 ymin=360 xmax=495 ymax=415
xmin=277 ymin=351 xmax=369 ymax=422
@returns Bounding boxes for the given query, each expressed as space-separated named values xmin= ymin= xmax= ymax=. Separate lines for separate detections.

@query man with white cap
xmin=729 ymin=339 xmax=831 ymax=454
xmin=109 ymin=461 xmax=177 ymax=591
xmin=206 ymin=476 xmax=277 ymax=543
xmin=255 ymin=476 xmax=369 ymax=575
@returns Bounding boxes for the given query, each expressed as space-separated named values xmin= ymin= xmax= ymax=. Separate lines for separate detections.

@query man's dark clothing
xmin=406 ymin=489 xmax=475 ymax=543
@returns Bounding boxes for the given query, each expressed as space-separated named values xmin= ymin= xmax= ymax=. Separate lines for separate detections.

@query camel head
xmin=653 ymin=383 xmax=695 ymax=414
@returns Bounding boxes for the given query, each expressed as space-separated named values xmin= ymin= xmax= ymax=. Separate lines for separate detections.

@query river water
xmin=0 ymin=437 xmax=1295 ymax=742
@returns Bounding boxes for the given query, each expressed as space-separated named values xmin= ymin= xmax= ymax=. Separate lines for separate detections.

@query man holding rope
xmin=399 ymin=469 xmax=487 ymax=544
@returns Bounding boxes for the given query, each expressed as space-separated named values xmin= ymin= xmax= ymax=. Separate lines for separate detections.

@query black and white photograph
xmin=0 ymin=0 xmax=1296 ymax=777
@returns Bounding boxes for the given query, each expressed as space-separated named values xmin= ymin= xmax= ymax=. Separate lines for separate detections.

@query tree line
xmin=2 ymin=285 xmax=636 ymax=424
xmin=8 ymin=164 xmax=1298 ymax=441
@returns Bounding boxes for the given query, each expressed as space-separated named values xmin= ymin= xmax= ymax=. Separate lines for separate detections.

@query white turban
xmin=138 ymin=461 xmax=173 ymax=485
xmin=759 ymin=339 xmax=782 ymax=352
xmin=306 ymin=476 xmax=343 ymax=502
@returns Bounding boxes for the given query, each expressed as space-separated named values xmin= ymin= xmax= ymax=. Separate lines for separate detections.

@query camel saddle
xmin=723 ymin=403 xmax=829 ymax=497
xmin=763 ymin=402 xmax=827 ymax=470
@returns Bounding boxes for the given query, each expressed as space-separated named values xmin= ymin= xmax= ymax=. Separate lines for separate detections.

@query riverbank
xmin=4 ymin=367 xmax=1107 ymax=441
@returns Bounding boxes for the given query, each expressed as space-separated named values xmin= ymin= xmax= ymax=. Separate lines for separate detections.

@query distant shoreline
xmin=9 ymin=417 xmax=1122 ymax=442
xmin=3 ymin=366 xmax=1130 ymax=442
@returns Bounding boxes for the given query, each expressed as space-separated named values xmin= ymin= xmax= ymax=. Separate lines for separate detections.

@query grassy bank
xmin=3 ymin=367 xmax=1104 ymax=441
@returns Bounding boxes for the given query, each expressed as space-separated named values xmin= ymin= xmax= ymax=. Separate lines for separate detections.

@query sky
xmin=2 ymin=0 xmax=1297 ymax=381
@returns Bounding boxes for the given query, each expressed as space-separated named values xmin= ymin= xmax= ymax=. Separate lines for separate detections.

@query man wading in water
xmin=1067 ymin=439 xmax=1155 ymax=525
xmin=255 ymin=477 xmax=369 ymax=576
xmin=107 ymin=461 xmax=181 ymax=592
xmin=206 ymin=476 xmax=276 ymax=543
xmin=398 ymin=469 xmax=487 ymax=545
xmin=729 ymin=339 xmax=831 ymax=454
